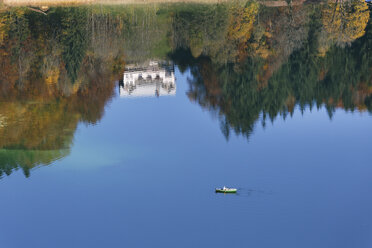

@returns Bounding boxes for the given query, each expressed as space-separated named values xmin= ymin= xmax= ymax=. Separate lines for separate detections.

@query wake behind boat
xmin=215 ymin=186 xmax=237 ymax=193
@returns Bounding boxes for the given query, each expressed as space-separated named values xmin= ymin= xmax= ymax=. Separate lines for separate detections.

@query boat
xmin=215 ymin=186 xmax=237 ymax=193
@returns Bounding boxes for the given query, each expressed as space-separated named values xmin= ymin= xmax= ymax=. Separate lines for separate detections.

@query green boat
xmin=215 ymin=186 xmax=237 ymax=193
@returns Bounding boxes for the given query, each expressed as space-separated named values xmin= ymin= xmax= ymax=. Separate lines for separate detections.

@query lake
xmin=0 ymin=1 xmax=372 ymax=247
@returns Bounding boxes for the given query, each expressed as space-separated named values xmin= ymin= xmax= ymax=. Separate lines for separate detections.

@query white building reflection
xmin=119 ymin=61 xmax=176 ymax=98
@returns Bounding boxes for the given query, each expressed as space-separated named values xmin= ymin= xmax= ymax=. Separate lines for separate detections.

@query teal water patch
xmin=0 ymin=148 xmax=70 ymax=178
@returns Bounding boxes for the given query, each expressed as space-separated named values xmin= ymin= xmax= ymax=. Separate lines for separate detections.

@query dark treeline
xmin=170 ymin=1 xmax=372 ymax=140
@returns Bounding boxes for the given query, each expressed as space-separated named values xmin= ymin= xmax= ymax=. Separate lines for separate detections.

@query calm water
xmin=1 ymin=2 xmax=372 ymax=248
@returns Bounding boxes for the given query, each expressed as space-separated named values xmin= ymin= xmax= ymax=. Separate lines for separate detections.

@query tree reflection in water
xmin=0 ymin=0 xmax=370 ymax=177
xmin=170 ymin=0 xmax=372 ymax=140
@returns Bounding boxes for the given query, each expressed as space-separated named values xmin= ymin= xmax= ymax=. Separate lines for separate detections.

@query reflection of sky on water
xmin=1 ymin=67 xmax=372 ymax=248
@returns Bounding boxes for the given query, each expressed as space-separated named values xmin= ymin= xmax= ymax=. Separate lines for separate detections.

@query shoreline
xmin=1 ymin=0 xmax=311 ymax=7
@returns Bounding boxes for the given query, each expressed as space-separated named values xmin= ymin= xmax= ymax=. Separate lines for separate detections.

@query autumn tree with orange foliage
xmin=0 ymin=7 xmax=125 ymax=178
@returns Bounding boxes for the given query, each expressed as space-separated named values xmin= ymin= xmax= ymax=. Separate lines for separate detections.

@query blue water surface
xmin=0 ymin=67 xmax=372 ymax=248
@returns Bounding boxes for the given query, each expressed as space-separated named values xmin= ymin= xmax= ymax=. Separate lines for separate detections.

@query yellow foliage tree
xmin=227 ymin=2 xmax=259 ymax=61
xmin=228 ymin=2 xmax=259 ymax=42
xmin=322 ymin=0 xmax=369 ymax=46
